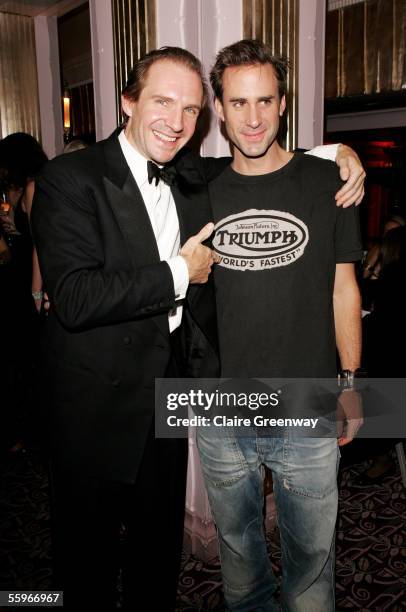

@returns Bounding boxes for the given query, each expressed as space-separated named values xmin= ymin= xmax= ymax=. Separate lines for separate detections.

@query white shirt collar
xmin=118 ymin=129 xmax=151 ymax=189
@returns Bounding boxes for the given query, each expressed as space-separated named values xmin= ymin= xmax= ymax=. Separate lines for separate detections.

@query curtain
xmin=0 ymin=12 xmax=41 ymax=140
xmin=242 ymin=0 xmax=299 ymax=151
xmin=326 ymin=0 xmax=406 ymax=97
xmin=111 ymin=0 xmax=156 ymax=125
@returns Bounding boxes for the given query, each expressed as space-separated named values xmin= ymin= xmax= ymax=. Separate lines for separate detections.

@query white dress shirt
xmin=118 ymin=131 xmax=189 ymax=333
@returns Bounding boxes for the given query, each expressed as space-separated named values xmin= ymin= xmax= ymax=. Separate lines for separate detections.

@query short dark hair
xmin=121 ymin=46 xmax=208 ymax=120
xmin=0 ymin=132 xmax=48 ymax=190
xmin=210 ymin=39 xmax=289 ymax=101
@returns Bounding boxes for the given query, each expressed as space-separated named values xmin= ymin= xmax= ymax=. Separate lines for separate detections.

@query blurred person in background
xmin=365 ymin=225 xmax=406 ymax=375
xmin=349 ymin=225 xmax=406 ymax=484
xmin=0 ymin=132 xmax=47 ymax=454
xmin=0 ymin=224 xmax=11 ymax=265
xmin=363 ymin=213 xmax=406 ymax=281
xmin=361 ymin=212 xmax=406 ymax=310
xmin=63 ymin=139 xmax=88 ymax=154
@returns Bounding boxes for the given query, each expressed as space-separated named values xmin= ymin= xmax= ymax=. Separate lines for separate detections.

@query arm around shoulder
xmin=307 ymin=143 xmax=365 ymax=207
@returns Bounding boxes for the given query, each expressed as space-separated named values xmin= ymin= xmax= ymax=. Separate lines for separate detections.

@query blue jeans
xmin=197 ymin=429 xmax=339 ymax=612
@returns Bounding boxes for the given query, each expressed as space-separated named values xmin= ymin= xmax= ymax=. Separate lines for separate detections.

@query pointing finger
xmin=194 ymin=222 xmax=215 ymax=244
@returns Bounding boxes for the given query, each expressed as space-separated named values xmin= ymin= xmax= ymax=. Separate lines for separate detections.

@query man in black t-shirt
xmin=197 ymin=40 xmax=363 ymax=612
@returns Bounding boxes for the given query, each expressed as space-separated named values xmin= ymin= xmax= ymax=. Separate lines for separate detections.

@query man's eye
xmin=233 ymin=101 xmax=244 ymax=108
xmin=260 ymin=99 xmax=272 ymax=106
xmin=157 ymin=99 xmax=168 ymax=106
xmin=185 ymin=107 xmax=198 ymax=116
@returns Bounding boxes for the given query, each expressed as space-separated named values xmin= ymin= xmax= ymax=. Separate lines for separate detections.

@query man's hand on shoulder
xmin=180 ymin=223 xmax=218 ymax=284
xmin=335 ymin=144 xmax=366 ymax=208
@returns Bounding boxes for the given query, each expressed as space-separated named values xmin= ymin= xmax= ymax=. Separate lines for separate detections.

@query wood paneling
xmin=243 ymin=0 xmax=298 ymax=150
xmin=326 ymin=0 xmax=406 ymax=98
xmin=0 ymin=11 xmax=41 ymax=139
xmin=112 ymin=0 xmax=156 ymax=124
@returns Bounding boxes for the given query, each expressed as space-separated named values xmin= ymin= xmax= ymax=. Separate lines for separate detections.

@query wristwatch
xmin=338 ymin=370 xmax=355 ymax=390
xmin=337 ymin=368 xmax=366 ymax=391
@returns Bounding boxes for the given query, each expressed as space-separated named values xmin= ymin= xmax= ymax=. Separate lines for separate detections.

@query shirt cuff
xmin=167 ymin=255 xmax=189 ymax=300
xmin=305 ymin=143 xmax=339 ymax=162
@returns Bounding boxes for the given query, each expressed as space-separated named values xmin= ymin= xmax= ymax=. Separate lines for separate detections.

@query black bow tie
xmin=147 ymin=161 xmax=177 ymax=187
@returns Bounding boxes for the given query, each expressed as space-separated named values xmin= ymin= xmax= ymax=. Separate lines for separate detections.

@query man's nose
xmin=247 ymin=105 xmax=260 ymax=128
xmin=166 ymin=107 xmax=184 ymax=133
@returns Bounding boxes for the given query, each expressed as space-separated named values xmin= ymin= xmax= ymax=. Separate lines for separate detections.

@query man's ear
xmin=214 ymin=98 xmax=225 ymax=122
xmin=279 ymin=95 xmax=286 ymax=117
xmin=121 ymin=95 xmax=133 ymax=118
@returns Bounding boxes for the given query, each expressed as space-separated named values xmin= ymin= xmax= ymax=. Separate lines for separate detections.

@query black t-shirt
xmin=210 ymin=153 xmax=362 ymax=377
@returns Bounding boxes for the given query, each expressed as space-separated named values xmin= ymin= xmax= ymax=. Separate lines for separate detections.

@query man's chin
xmin=151 ymin=147 xmax=182 ymax=165
xmin=236 ymin=144 xmax=270 ymax=159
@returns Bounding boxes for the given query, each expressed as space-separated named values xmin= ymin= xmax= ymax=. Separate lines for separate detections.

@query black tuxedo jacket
xmin=31 ymin=132 xmax=227 ymax=483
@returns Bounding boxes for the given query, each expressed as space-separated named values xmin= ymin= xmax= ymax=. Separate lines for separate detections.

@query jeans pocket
xmin=282 ymin=437 xmax=339 ymax=499
xmin=197 ymin=427 xmax=248 ymax=487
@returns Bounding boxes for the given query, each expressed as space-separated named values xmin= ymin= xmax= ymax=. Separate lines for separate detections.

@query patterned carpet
xmin=0 ymin=447 xmax=405 ymax=611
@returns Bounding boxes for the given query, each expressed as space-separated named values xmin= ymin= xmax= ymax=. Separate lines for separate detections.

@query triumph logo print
xmin=213 ymin=209 xmax=309 ymax=271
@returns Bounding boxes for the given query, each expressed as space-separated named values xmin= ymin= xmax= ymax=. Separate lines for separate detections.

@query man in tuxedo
xmin=32 ymin=47 xmax=220 ymax=611
xmin=32 ymin=46 xmax=364 ymax=610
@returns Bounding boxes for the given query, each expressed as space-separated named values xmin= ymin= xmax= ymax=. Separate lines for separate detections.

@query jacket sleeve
xmin=201 ymin=156 xmax=231 ymax=182
xmin=31 ymin=161 xmax=175 ymax=331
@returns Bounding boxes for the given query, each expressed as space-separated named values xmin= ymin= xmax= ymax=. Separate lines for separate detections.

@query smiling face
xmin=215 ymin=63 xmax=286 ymax=164
xmin=121 ymin=59 xmax=203 ymax=164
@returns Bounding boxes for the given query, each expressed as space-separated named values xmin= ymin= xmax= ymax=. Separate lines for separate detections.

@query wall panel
xmin=326 ymin=0 xmax=406 ymax=97
xmin=0 ymin=11 xmax=41 ymax=139
xmin=112 ymin=0 xmax=156 ymax=123
xmin=243 ymin=0 xmax=298 ymax=150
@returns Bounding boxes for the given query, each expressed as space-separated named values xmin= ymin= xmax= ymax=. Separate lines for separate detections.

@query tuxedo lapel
xmin=103 ymin=135 xmax=160 ymax=266
xmin=171 ymin=185 xmax=212 ymax=245
xmin=103 ymin=173 xmax=160 ymax=266
xmin=170 ymin=149 xmax=213 ymax=244
xmin=102 ymin=134 xmax=169 ymax=338
xmin=171 ymin=181 xmax=210 ymax=326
